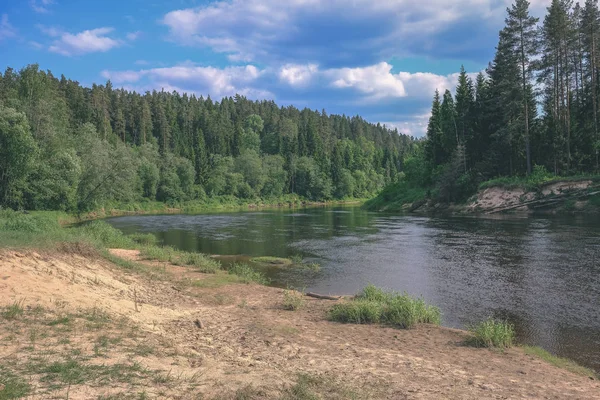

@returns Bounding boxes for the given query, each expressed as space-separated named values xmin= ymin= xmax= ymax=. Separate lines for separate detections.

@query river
xmin=106 ymin=206 xmax=600 ymax=372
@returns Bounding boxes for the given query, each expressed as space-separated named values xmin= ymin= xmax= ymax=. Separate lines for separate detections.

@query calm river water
xmin=107 ymin=206 xmax=600 ymax=371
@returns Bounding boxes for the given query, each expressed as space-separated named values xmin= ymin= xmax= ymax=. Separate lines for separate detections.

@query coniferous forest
xmin=0 ymin=65 xmax=413 ymax=212
xmin=394 ymin=0 xmax=600 ymax=204
xmin=5 ymin=0 xmax=600 ymax=213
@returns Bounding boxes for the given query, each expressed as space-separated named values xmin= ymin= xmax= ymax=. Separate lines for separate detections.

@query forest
xmin=387 ymin=0 xmax=600 ymax=205
xmin=0 ymin=65 xmax=414 ymax=212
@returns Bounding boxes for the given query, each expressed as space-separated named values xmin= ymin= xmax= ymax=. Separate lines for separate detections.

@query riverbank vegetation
xmin=367 ymin=0 xmax=600 ymax=212
xmin=467 ymin=318 xmax=515 ymax=349
xmin=329 ymin=284 xmax=441 ymax=329
xmin=0 ymin=65 xmax=412 ymax=215
xmin=0 ymin=208 xmax=271 ymax=285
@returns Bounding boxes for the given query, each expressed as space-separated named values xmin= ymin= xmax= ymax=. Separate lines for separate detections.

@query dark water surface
xmin=107 ymin=207 xmax=600 ymax=371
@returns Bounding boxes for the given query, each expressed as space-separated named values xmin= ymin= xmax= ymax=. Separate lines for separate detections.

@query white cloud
xmin=279 ymin=64 xmax=318 ymax=87
xmin=102 ymin=64 xmax=272 ymax=99
xmin=44 ymin=27 xmax=123 ymax=56
xmin=0 ymin=14 xmax=17 ymax=42
xmin=277 ymin=62 xmax=463 ymax=101
xmin=30 ymin=0 xmax=55 ymax=14
xmin=126 ymin=31 xmax=141 ymax=41
xmin=161 ymin=0 xmax=537 ymax=63
xmin=326 ymin=62 xmax=406 ymax=100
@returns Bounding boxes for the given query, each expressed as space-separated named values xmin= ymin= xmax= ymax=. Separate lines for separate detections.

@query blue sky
xmin=0 ymin=0 xmax=549 ymax=136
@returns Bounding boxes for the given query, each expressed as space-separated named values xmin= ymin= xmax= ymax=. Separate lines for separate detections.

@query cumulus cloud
xmin=161 ymin=0 xmax=538 ymax=66
xmin=101 ymin=60 xmax=464 ymax=116
xmin=326 ymin=63 xmax=406 ymax=100
xmin=277 ymin=62 xmax=461 ymax=101
xmin=102 ymin=64 xmax=272 ymax=99
xmin=41 ymin=27 xmax=123 ymax=56
xmin=0 ymin=14 xmax=17 ymax=42
xmin=279 ymin=64 xmax=318 ymax=87
xmin=30 ymin=0 xmax=55 ymax=14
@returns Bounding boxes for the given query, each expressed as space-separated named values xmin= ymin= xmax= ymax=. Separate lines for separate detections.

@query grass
xmin=1 ymin=301 xmax=24 ymax=320
xmin=251 ymin=256 xmax=293 ymax=266
xmin=139 ymin=246 xmax=221 ymax=273
xmin=282 ymin=289 xmax=305 ymax=311
xmin=0 ymin=366 xmax=31 ymax=400
xmin=467 ymin=318 xmax=515 ymax=348
xmin=523 ymin=346 xmax=598 ymax=379
xmin=281 ymin=373 xmax=365 ymax=400
xmin=478 ymin=168 xmax=600 ymax=192
xmin=0 ymin=303 xmax=202 ymax=398
xmin=363 ymin=181 xmax=428 ymax=211
xmin=228 ymin=263 xmax=270 ymax=285
xmin=329 ymin=284 xmax=441 ymax=329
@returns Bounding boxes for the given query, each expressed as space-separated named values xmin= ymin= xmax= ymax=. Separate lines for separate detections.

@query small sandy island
xmin=0 ymin=248 xmax=598 ymax=399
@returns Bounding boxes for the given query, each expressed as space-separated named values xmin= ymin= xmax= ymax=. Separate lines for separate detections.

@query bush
xmin=0 ymin=210 xmax=61 ymax=233
xmin=78 ymin=221 xmax=135 ymax=248
xmin=467 ymin=318 xmax=515 ymax=348
xmin=330 ymin=284 xmax=441 ymax=329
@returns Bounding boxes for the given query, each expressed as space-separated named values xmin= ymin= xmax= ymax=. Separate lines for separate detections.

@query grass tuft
xmin=228 ymin=263 xmax=270 ymax=285
xmin=139 ymin=246 xmax=221 ymax=273
xmin=467 ymin=318 xmax=515 ymax=348
xmin=282 ymin=289 xmax=305 ymax=311
xmin=1 ymin=301 xmax=24 ymax=321
xmin=0 ymin=366 xmax=31 ymax=400
xmin=329 ymin=284 xmax=441 ymax=329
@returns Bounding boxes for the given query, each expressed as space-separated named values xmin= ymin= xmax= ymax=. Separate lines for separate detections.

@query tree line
xmin=421 ymin=0 xmax=600 ymax=201
xmin=0 ymin=65 xmax=415 ymax=212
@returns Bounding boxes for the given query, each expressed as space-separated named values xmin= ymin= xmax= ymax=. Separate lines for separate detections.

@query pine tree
xmin=455 ymin=65 xmax=475 ymax=170
xmin=424 ymin=90 xmax=443 ymax=166
xmin=504 ymin=0 xmax=539 ymax=175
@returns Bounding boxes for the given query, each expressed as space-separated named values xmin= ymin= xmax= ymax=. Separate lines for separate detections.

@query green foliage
xmin=0 ymin=106 xmax=38 ymax=208
xmin=329 ymin=284 xmax=441 ymax=329
xmin=467 ymin=318 xmax=515 ymax=348
xmin=79 ymin=221 xmax=136 ymax=249
xmin=0 ymin=65 xmax=408 ymax=211
xmin=228 ymin=263 xmax=270 ymax=285
xmin=363 ymin=181 xmax=427 ymax=211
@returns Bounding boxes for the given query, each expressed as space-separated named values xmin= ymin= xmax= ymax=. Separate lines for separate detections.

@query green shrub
xmin=0 ymin=210 xmax=61 ymax=233
xmin=468 ymin=318 xmax=515 ymax=348
xmin=78 ymin=221 xmax=135 ymax=248
xmin=228 ymin=263 xmax=270 ymax=285
xmin=330 ymin=285 xmax=440 ymax=329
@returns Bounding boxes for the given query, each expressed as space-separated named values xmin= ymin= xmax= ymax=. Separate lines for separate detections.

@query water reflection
xmin=107 ymin=207 xmax=600 ymax=371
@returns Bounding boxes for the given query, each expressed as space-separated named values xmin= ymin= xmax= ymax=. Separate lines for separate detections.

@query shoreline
xmin=59 ymin=198 xmax=366 ymax=225
xmin=1 ymin=247 xmax=598 ymax=399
